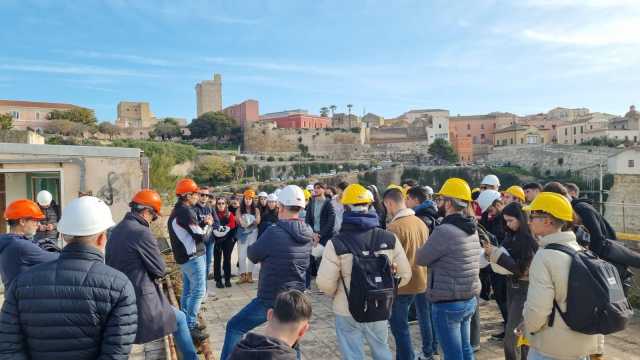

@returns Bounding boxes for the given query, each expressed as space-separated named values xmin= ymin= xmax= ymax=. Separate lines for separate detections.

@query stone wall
xmin=243 ymin=121 xmax=368 ymax=159
xmin=0 ymin=130 xmax=45 ymax=144
xmin=606 ymin=174 xmax=640 ymax=233
xmin=487 ymin=145 xmax=618 ymax=179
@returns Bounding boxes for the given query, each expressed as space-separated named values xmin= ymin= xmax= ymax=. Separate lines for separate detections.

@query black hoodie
xmin=229 ymin=333 xmax=296 ymax=360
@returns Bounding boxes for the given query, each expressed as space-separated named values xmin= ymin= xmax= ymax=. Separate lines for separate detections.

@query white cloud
xmin=522 ymin=0 xmax=638 ymax=9
xmin=522 ymin=18 xmax=640 ymax=46
xmin=0 ymin=61 xmax=160 ymax=77
xmin=67 ymin=50 xmax=175 ymax=66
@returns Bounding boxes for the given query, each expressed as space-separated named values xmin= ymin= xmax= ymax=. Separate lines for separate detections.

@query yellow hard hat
xmin=436 ymin=178 xmax=472 ymax=202
xmin=303 ymin=189 xmax=312 ymax=201
xmin=471 ymin=187 xmax=481 ymax=194
xmin=341 ymin=183 xmax=374 ymax=205
xmin=523 ymin=192 xmax=573 ymax=222
xmin=505 ymin=185 xmax=525 ymax=201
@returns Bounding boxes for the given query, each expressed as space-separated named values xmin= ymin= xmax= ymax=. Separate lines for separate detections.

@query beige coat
xmin=316 ymin=233 xmax=411 ymax=317
xmin=387 ymin=208 xmax=429 ymax=295
xmin=523 ymin=231 xmax=600 ymax=359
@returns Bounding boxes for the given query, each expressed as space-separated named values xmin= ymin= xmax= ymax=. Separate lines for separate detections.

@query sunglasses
xmin=216 ymin=202 xmax=226 ymax=206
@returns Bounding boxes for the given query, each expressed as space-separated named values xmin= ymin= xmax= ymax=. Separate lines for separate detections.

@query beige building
xmin=116 ymin=101 xmax=157 ymax=129
xmin=196 ymin=73 xmax=222 ymax=117
xmin=0 ymin=99 xmax=80 ymax=132
xmin=546 ymin=107 xmax=590 ymax=122
xmin=0 ymin=142 xmax=145 ymax=234
xmin=556 ymin=113 xmax=613 ymax=145
xmin=608 ymin=148 xmax=640 ymax=175
xmin=493 ymin=124 xmax=551 ymax=146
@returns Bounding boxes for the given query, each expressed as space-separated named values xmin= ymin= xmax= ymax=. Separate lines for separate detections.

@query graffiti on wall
xmin=97 ymin=172 xmax=121 ymax=206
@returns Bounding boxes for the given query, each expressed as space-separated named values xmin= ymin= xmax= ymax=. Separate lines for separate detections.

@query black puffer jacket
xmin=229 ymin=332 xmax=297 ymax=360
xmin=248 ymin=219 xmax=313 ymax=306
xmin=0 ymin=242 xmax=138 ymax=360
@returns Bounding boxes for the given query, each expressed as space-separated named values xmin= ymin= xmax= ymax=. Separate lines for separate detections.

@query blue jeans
xmin=432 ymin=297 xmax=477 ymax=360
xmin=527 ymin=348 xmax=588 ymax=360
xmin=390 ymin=293 xmax=437 ymax=360
xmin=171 ymin=306 xmax=198 ymax=360
xmin=335 ymin=315 xmax=392 ymax=360
xmin=220 ymin=297 xmax=269 ymax=360
xmin=205 ymin=240 xmax=214 ymax=276
xmin=180 ymin=255 xmax=206 ymax=329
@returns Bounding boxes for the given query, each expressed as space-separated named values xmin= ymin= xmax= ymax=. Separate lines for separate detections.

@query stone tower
xmin=195 ymin=73 xmax=222 ymax=117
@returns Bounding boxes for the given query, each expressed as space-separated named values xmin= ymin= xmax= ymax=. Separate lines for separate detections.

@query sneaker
xmin=417 ymin=354 xmax=435 ymax=360
xmin=490 ymin=332 xmax=505 ymax=340
xmin=225 ymin=279 xmax=232 ymax=287
xmin=215 ymin=280 xmax=224 ymax=289
xmin=207 ymin=273 xmax=215 ymax=280
xmin=190 ymin=328 xmax=209 ymax=343
xmin=473 ymin=345 xmax=480 ymax=353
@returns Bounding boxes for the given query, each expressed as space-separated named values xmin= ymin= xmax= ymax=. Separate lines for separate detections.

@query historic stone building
xmin=196 ymin=73 xmax=222 ymax=117
xmin=115 ymin=101 xmax=157 ymax=129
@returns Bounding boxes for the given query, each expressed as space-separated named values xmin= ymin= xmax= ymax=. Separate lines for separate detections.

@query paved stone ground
xmin=202 ymin=280 xmax=640 ymax=360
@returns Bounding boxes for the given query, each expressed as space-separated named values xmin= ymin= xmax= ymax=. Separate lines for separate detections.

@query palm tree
xmin=329 ymin=105 xmax=337 ymax=117
xmin=347 ymin=104 xmax=353 ymax=117
xmin=320 ymin=107 xmax=329 ymax=117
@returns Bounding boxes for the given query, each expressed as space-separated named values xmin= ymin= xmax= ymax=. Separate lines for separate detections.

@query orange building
xmin=223 ymin=99 xmax=259 ymax=128
xmin=450 ymin=132 xmax=473 ymax=163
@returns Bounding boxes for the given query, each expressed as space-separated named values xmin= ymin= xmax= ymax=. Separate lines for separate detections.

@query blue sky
xmin=1 ymin=0 xmax=639 ymax=122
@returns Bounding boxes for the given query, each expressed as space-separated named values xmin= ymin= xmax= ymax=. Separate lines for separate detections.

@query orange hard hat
xmin=243 ymin=189 xmax=256 ymax=199
xmin=5 ymin=199 xmax=45 ymax=221
xmin=132 ymin=189 xmax=162 ymax=214
xmin=176 ymin=178 xmax=198 ymax=195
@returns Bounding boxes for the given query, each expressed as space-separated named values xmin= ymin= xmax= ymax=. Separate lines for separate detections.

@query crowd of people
xmin=0 ymin=173 xmax=637 ymax=360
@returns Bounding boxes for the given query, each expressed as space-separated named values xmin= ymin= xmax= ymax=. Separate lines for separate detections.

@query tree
xmin=428 ymin=138 xmax=458 ymax=163
xmin=329 ymin=105 xmax=337 ymax=117
xmin=188 ymin=111 xmax=239 ymax=139
xmin=320 ymin=107 xmax=329 ymax=117
xmin=45 ymin=119 xmax=87 ymax=137
xmin=150 ymin=118 xmax=182 ymax=140
xmin=0 ymin=113 xmax=13 ymax=130
xmin=191 ymin=155 xmax=233 ymax=185
xmin=49 ymin=107 xmax=97 ymax=125
xmin=347 ymin=104 xmax=353 ymax=117
xmin=98 ymin=121 xmax=120 ymax=140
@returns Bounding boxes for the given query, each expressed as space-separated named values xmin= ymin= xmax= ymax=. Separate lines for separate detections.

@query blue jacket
xmin=0 ymin=233 xmax=58 ymax=287
xmin=248 ymin=219 xmax=313 ymax=306
xmin=0 ymin=242 xmax=137 ymax=360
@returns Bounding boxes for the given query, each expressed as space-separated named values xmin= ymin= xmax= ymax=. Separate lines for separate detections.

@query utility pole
xmin=599 ymin=159 xmax=604 ymax=213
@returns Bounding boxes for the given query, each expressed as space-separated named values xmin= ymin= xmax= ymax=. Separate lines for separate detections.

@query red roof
xmin=0 ymin=100 xmax=78 ymax=109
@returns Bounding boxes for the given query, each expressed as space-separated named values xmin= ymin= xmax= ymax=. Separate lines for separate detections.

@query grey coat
xmin=416 ymin=213 xmax=481 ymax=302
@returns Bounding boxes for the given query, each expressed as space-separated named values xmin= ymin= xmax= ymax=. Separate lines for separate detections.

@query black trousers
xmin=213 ymin=236 xmax=235 ymax=282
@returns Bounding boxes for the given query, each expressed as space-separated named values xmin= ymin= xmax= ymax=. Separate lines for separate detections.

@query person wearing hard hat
xmin=481 ymin=174 xmax=501 ymax=192
xmin=522 ymin=192 xmax=600 ymax=360
xmin=383 ymin=187 xmax=435 ymax=360
xmin=212 ymin=196 xmax=237 ymax=289
xmin=316 ymin=183 xmax=411 ymax=360
xmin=34 ymin=190 xmax=61 ymax=244
xmin=0 ymin=196 xmax=137 ymax=359
xmin=503 ymin=185 xmax=525 ymax=205
xmin=481 ymin=202 xmax=538 ymax=360
xmin=168 ymin=178 xmax=212 ymax=340
xmin=220 ymin=185 xmax=313 ymax=360
xmin=107 ymin=189 xmax=201 ymax=358
xmin=416 ymin=178 xmax=481 ymax=360
xmin=0 ymin=199 xmax=59 ymax=287
xmin=304 ymin=182 xmax=335 ymax=289
xmin=478 ymin=189 xmax=509 ymax=341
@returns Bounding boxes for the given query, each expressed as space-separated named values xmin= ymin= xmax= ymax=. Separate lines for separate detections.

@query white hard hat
xmin=481 ymin=174 xmax=500 ymax=187
xmin=241 ymin=213 xmax=256 ymax=226
xmin=477 ymin=189 xmax=501 ymax=213
xmin=258 ymin=191 xmax=268 ymax=198
xmin=424 ymin=186 xmax=434 ymax=195
xmin=267 ymin=193 xmax=278 ymax=202
xmin=36 ymin=190 xmax=53 ymax=206
xmin=278 ymin=185 xmax=306 ymax=207
xmin=311 ymin=243 xmax=325 ymax=258
xmin=213 ymin=226 xmax=230 ymax=238
xmin=306 ymin=184 xmax=315 ymax=191
xmin=58 ymin=196 xmax=115 ymax=236
xmin=274 ymin=188 xmax=282 ymax=197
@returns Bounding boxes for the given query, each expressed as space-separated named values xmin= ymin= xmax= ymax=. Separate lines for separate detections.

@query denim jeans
xmin=220 ymin=297 xmax=269 ymax=360
xmin=335 ymin=315 xmax=392 ymax=360
xmin=527 ymin=348 xmax=588 ymax=360
xmin=205 ymin=240 xmax=214 ymax=276
xmin=171 ymin=306 xmax=198 ymax=360
xmin=432 ymin=297 xmax=477 ymax=360
xmin=390 ymin=293 xmax=437 ymax=360
xmin=180 ymin=255 xmax=206 ymax=329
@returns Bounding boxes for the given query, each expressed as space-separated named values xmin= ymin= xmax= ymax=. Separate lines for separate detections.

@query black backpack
xmin=334 ymin=229 xmax=397 ymax=323
xmin=546 ymin=243 xmax=633 ymax=335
